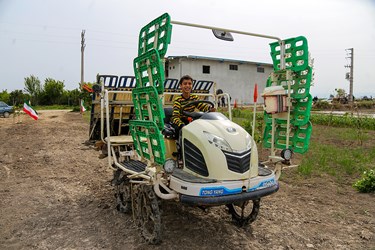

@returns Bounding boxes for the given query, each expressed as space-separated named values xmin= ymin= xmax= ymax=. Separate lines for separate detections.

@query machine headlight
xmin=163 ymin=158 xmax=177 ymax=174
xmin=245 ymin=134 xmax=252 ymax=150
xmin=203 ymin=131 xmax=233 ymax=152
xmin=281 ymin=148 xmax=293 ymax=161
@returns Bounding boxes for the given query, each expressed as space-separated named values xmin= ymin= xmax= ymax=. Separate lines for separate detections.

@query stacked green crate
xmin=133 ymin=49 xmax=166 ymax=95
xmin=132 ymin=86 xmax=165 ymax=131
xmin=130 ymin=120 xmax=166 ymax=165
xmin=138 ymin=13 xmax=172 ymax=58
xmin=263 ymin=36 xmax=313 ymax=154
xmin=130 ymin=13 xmax=172 ymax=164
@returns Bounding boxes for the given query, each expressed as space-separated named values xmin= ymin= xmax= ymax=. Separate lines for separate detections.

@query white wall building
xmin=165 ymin=55 xmax=274 ymax=104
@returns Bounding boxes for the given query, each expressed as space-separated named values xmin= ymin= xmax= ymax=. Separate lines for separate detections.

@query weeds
xmin=311 ymin=113 xmax=375 ymax=130
xmin=353 ymin=169 xmax=375 ymax=193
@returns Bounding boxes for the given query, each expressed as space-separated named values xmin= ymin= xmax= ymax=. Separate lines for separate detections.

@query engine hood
xmin=187 ymin=112 xmax=251 ymax=152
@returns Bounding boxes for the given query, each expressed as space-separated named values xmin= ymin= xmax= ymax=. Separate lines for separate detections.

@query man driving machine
xmin=171 ymin=75 xmax=216 ymax=131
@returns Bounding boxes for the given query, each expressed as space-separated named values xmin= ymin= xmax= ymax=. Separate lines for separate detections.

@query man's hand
xmin=209 ymin=107 xmax=216 ymax=112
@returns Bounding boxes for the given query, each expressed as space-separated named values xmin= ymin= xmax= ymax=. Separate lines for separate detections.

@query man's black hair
xmin=178 ymin=75 xmax=193 ymax=85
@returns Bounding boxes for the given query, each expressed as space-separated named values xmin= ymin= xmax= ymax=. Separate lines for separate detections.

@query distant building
xmin=165 ymin=55 xmax=273 ymax=104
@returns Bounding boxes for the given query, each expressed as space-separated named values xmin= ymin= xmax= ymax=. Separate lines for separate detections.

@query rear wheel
xmin=114 ymin=171 xmax=132 ymax=213
xmin=3 ymin=112 xmax=10 ymax=118
xmin=227 ymin=199 xmax=260 ymax=227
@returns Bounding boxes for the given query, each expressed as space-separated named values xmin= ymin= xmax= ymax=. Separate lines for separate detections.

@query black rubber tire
xmin=115 ymin=171 xmax=132 ymax=214
xmin=227 ymin=199 xmax=260 ymax=227
xmin=4 ymin=112 xmax=10 ymax=118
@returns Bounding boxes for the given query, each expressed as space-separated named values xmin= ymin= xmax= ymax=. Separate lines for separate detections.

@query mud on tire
xmin=114 ymin=170 xmax=132 ymax=214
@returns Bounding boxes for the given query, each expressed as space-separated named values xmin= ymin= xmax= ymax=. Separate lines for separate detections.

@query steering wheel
xmin=181 ymin=100 xmax=215 ymax=119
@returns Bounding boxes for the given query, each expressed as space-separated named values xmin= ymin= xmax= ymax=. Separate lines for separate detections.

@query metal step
xmin=119 ymin=160 xmax=147 ymax=173
xmin=258 ymin=165 xmax=273 ymax=176
xmin=172 ymin=168 xmax=217 ymax=183
xmin=106 ymin=135 xmax=133 ymax=144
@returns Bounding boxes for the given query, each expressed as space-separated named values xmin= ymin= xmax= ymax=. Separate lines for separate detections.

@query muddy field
xmin=0 ymin=110 xmax=374 ymax=250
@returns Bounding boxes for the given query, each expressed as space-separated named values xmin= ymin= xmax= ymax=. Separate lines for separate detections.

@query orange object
xmin=234 ymin=99 xmax=237 ymax=108
xmin=254 ymin=84 xmax=258 ymax=103
xmin=82 ymin=84 xmax=93 ymax=93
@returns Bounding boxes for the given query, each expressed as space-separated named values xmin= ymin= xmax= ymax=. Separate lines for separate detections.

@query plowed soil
xmin=0 ymin=110 xmax=374 ymax=250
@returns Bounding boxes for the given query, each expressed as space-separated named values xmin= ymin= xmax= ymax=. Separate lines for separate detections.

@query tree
xmin=334 ymin=88 xmax=348 ymax=104
xmin=335 ymin=88 xmax=346 ymax=98
xmin=24 ymin=75 xmax=42 ymax=105
xmin=0 ymin=90 xmax=10 ymax=103
xmin=9 ymin=90 xmax=26 ymax=107
xmin=61 ymin=88 xmax=81 ymax=106
xmin=41 ymin=78 xmax=65 ymax=105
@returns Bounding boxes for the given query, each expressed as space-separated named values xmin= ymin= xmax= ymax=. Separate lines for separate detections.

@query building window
xmin=229 ymin=64 xmax=238 ymax=71
xmin=257 ymin=67 xmax=265 ymax=73
xmin=203 ymin=65 xmax=210 ymax=74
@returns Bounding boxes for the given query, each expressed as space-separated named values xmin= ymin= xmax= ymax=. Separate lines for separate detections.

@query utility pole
xmin=345 ymin=48 xmax=354 ymax=103
xmin=81 ymin=30 xmax=86 ymax=87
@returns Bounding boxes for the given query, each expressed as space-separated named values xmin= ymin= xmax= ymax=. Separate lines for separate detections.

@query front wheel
xmin=227 ymin=199 xmax=260 ymax=227
xmin=3 ymin=112 xmax=10 ymax=118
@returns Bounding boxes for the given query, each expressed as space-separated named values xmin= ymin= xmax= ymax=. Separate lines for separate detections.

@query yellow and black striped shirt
xmin=171 ymin=94 xmax=210 ymax=128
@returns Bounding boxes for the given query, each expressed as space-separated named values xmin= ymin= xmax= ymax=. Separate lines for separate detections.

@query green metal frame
xmin=138 ymin=13 xmax=172 ymax=57
xmin=267 ymin=66 xmax=312 ymax=100
xmin=133 ymin=49 xmax=165 ymax=95
xmin=270 ymin=36 xmax=309 ymax=72
xmin=263 ymin=36 xmax=313 ymax=154
xmin=132 ymin=13 xmax=173 ymax=165
xmin=132 ymin=86 xmax=165 ymax=131
xmin=263 ymin=121 xmax=312 ymax=154
xmin=130 ymin=120 xmax=166 ymax=165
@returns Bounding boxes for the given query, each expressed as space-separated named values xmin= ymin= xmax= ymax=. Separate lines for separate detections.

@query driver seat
xmin=163 ymin=107 xmax=178 ymax=139
xmin=164 ymin=107 xmax=173 ymax=124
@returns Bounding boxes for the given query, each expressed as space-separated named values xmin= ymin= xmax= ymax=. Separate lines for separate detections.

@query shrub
xmin=314 ymin=100 xmax=330 ymax=109
xmin=311 ymin=114 xmax=375 ymax=130
xmin=353 ymin=169 xmax=375 ymax=193
xmin=231 ymin=108 xmax=242 ymax=118
xmin=356 ymin=100 xmax=374 ymax=109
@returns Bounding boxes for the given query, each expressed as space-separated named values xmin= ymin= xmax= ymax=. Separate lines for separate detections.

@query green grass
xmin=297 ymin=127 xmax=374 ymax=183
xmin=311 ymin=113 xmax=375 ymax=130
xmin=82 ymin=111 xmax=91 ymax=122
xmin=32 ymin=104 xmax=76 ymax=110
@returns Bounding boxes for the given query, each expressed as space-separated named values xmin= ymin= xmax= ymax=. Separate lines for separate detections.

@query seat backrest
xmin=164 ymin=107 xmax=173 ymax=124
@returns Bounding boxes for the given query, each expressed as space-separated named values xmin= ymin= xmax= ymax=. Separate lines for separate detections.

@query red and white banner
xmin=23 ymin=102 xmax=39 ymax=120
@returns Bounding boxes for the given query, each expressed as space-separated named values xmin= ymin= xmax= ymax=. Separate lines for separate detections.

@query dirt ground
xmin=0 ymin=110 xmax=374 ymax=250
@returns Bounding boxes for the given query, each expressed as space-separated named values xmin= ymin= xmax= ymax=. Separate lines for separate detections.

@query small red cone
xmin=234 ymin=99 xmax=237 ymax=108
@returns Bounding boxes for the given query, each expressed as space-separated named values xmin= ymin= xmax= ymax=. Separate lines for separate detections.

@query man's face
xmin=180 ymin=79 xmax=192 ymax=95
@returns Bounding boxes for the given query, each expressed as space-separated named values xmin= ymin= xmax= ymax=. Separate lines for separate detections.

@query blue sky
xmin=0 ymin=0 xmax=374 ymax=98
